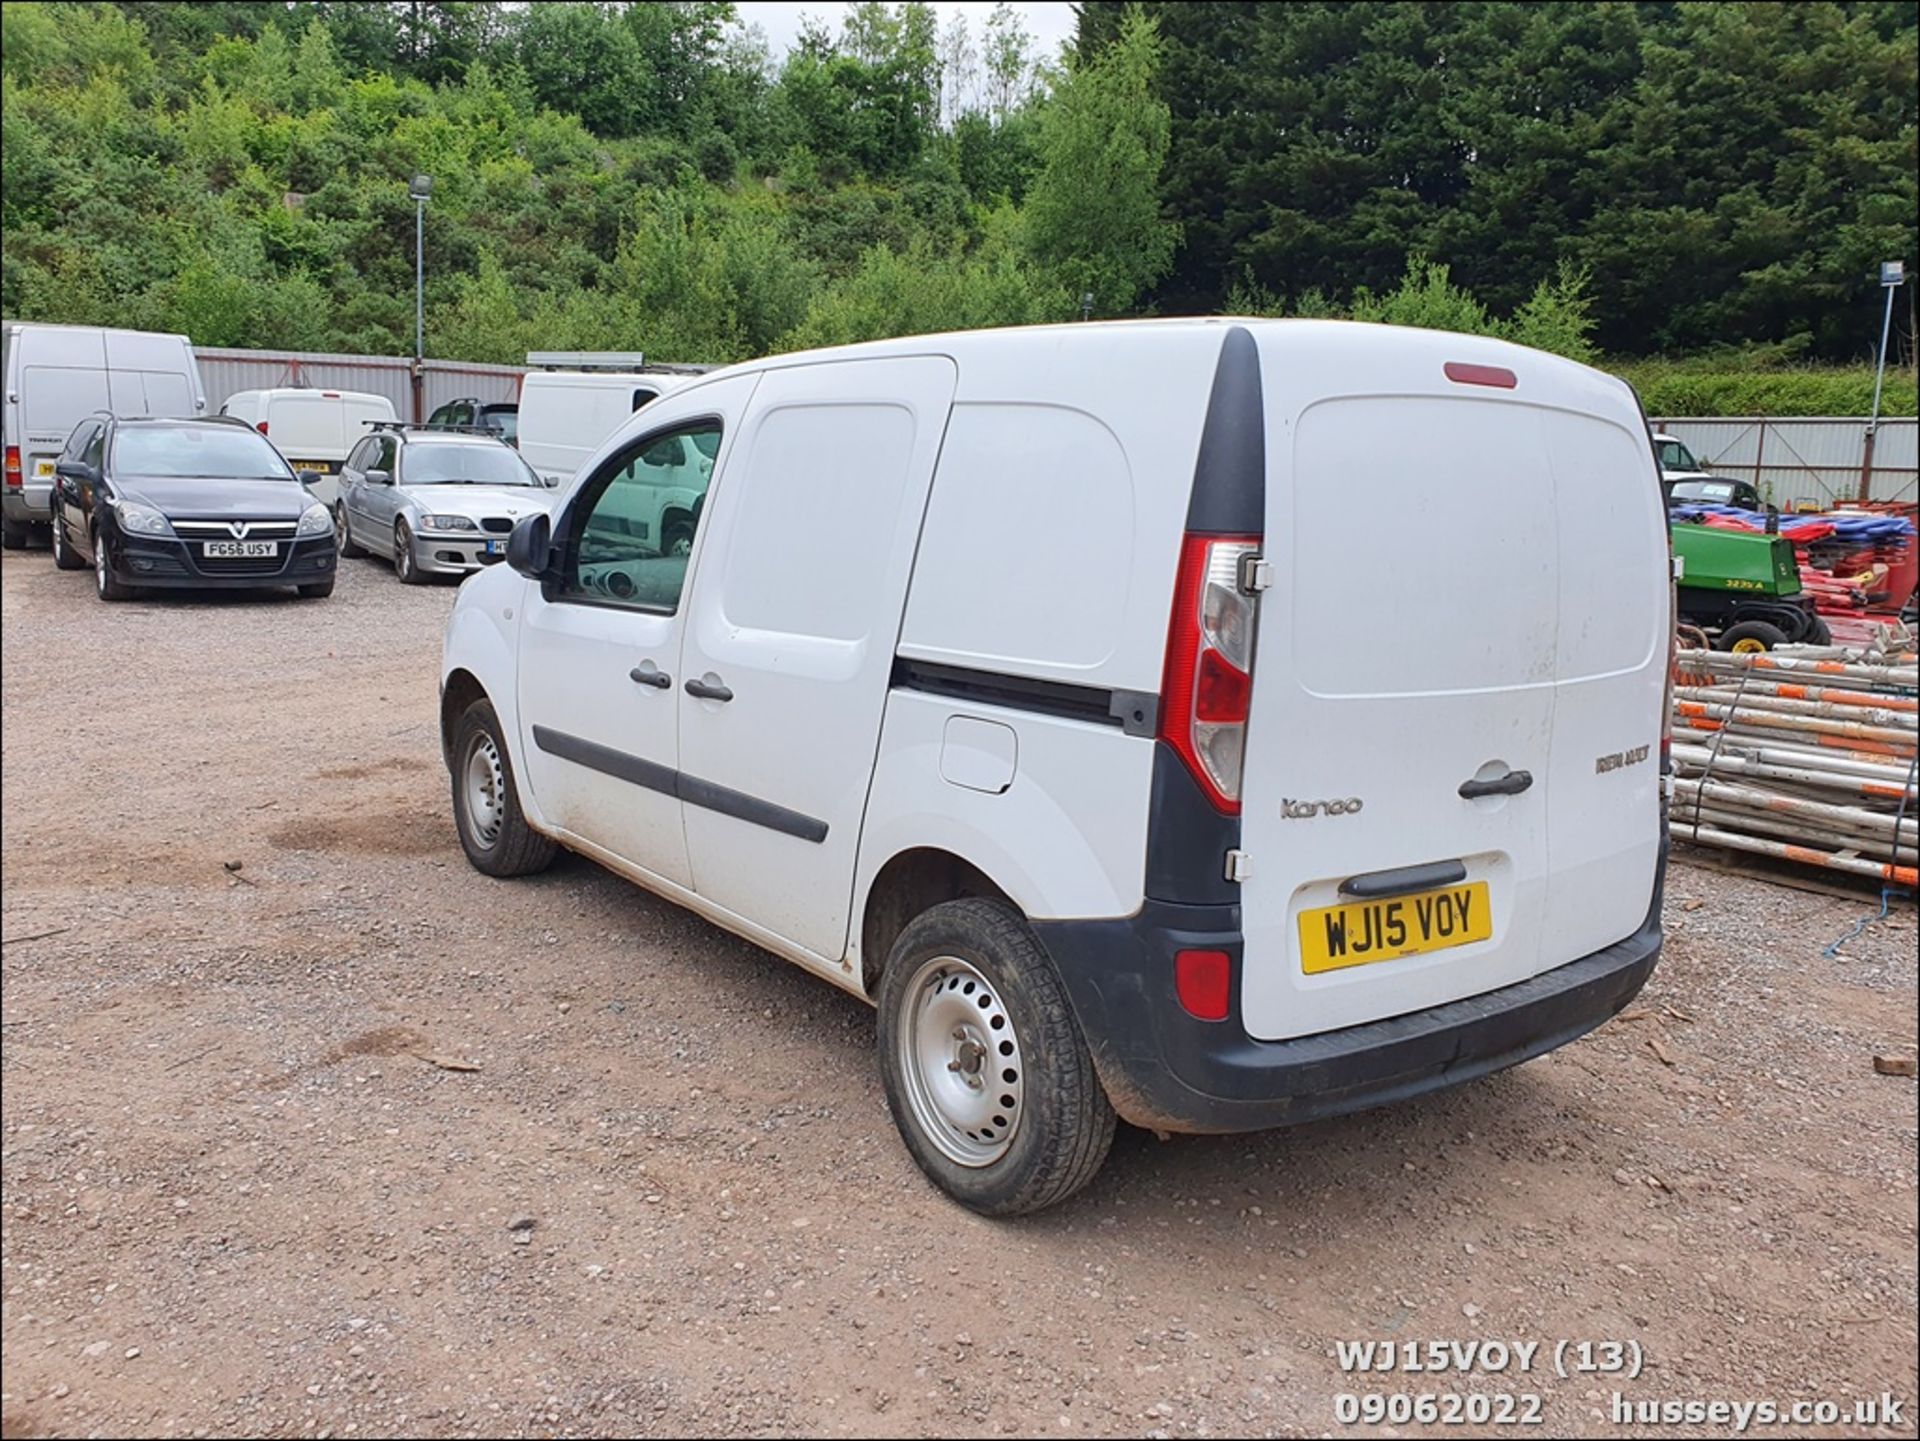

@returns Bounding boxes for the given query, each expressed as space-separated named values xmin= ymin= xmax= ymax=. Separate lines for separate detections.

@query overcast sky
xmin=732 ymin=2 xmax=1081 ymax=65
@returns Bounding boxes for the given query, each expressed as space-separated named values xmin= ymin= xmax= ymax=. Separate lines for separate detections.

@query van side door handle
xmin=1459 ymin=770 xmax=1533 ymax=799
xmin=629 ymin=663 xmax=671 ymax=689
xmin=684 ymin=675 xmax=734 ymax=703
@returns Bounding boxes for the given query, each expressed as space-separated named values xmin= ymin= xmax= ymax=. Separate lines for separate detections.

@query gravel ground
xmin=2 ymin=548 xmax=1916 ymax=1440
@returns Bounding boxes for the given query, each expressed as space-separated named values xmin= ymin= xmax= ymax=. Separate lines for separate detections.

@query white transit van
xmin=439 ymin=320 xmax=1671 ymax=1215
xmin=516 ymin=369 xmax=690 ymax=489
xmin=218 ymin=388 xmax=396 ymax=507
xmin=3 ymin=322 xmax=205 ymax=547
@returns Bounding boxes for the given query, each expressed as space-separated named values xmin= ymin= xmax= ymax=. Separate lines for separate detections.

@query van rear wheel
xmin=877 ymin=898 xmax=1115 ymax=1216
xmin=3 ymin=515 xmax=31 ymax=550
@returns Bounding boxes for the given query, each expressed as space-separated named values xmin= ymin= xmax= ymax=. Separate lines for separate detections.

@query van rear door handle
xmin=684 ymin=675 xmax=734 ymax=703
xmin=1459 ymin=770 xmax=1533 ymax=799
xmin=629 ymin=663 xmax=671 ymax=689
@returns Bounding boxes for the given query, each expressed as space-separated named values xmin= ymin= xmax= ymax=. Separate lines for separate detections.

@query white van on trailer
xmin=217 ymin=388 xmax=397 ymax=508
xmin=439 ymin=319 xmax=1671 ymax=1215
xmin=3 ymin=322 xmax=205 ymax=547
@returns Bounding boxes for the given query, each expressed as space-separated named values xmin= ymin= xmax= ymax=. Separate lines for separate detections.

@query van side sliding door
xmin=674 ymin=356 xmax=958 ymax=963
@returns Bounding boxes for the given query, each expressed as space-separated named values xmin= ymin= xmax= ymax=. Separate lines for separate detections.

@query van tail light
xmin=254 ymin=420 xmax=270 ymax=435
xmin=3 ymin=445 xmax=20 ymax=489
xmin=1174 ymin=949 xmax=1232 ymax=1021
xmin=1160 ymin=533 xmax=1262 ymax=813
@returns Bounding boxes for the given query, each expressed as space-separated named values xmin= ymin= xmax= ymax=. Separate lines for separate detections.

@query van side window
xmin=557 ymin=421 xmax=720 ymax=613
xmin=632 ymin=389 xmax=658 ymax=412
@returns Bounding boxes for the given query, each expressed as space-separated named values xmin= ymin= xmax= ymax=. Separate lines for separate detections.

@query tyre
xmin=0 ymin=514 xmax=27 ymax=550
xmin=50 ymin=505 xmax=86 ymax=570
xmin=336 ymin=505 xmax=365 ymax=559
xmin=877 ymin=897 xmax=1116 ymax=1216
xmin=1717 ymin=620 xmax=1788 ymax=654
xmin=450 ymin=697 xmax=556 ymax=878
xmin=93 ymin=525 xmax=134 ymax=601
xmin=394 ymin=519 xmax=426 ymax=584
xmin=1802 ymin=613 xmax=1832 ymax=646
xmin=297 ymin=579 xmax=335 ymax=599
xmin=662 ymin=513 xmax=695 ymax=558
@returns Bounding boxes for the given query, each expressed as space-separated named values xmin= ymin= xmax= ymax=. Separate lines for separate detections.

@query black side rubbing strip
xmin=1183 ymin=325 xmax=1266 ymax=536
xmin=534 ymin=725 xmax=676 ymax=798
xmin=531 ymin=725 xmax=828 ymax=844
xmin=893 ymin=658 xmax=1157 ymax=735
xmin=678 ymin=774 xmax=828 ymax=843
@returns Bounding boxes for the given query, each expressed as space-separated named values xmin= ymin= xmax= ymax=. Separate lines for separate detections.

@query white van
xmin=218 ymin=388 xmax=397 ymax=508
xmin=439 ymin=320 xmax=1671 ymax=1215
xmin=3 ymin=322 xmax=205 ymax=547
xmin=515 ymin=370 xmax=689 ymax=489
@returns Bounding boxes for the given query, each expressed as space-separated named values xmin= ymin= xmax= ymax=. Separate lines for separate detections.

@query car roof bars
xmin=364 ymin=419 xmax=499 ymax=435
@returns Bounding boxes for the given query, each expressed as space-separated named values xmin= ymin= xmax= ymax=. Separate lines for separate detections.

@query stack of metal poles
xmin=1670 ymin=648 xmax=1919 ymax=887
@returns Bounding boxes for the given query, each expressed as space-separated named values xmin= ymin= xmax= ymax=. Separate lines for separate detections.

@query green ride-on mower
xmin=1669 ymin=521 xmax=1831 ymax=653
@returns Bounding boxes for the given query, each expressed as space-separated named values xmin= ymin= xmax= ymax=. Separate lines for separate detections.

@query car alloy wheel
xmin=395 ymin=521 xmax=414 ymax=581
xmin=94 ymin=527 xmax=108 ymax=594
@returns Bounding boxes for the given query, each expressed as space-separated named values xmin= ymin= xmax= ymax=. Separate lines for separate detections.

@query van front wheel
xmin=451 ymin=697 xmax=557 ymax=878
xmin=877 ymin=898 xmax=1115 ymax=1216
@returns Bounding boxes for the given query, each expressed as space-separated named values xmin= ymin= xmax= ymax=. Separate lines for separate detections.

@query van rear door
xmin=1235 ymin=330 xmax=1666 ymax=1042
xmin=20 ymin=328 xmax=111 ymax=509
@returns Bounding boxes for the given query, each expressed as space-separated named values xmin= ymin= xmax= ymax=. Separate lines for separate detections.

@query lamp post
xmin=409 ymin=173 xmax=432 ymax=422
xmin=1861 ymin=259 xmax=1906 ymax=501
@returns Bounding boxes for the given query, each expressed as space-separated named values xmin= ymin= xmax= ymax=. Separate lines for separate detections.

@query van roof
xmin=3 ymin=320 xmax=192 ymax=344
xmin=699 ymin=316 xmax=1622 ymax=389
xmin=228 ymin=387 xmax=391 ymax=403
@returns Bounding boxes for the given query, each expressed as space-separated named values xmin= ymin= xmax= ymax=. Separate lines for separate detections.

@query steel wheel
xmin=463 ymin=731 xmax=506 ymax=850
xmin=897 ymin=954 xmax=1026 ymax=1168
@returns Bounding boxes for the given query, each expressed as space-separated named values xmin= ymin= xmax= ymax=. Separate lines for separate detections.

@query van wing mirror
xmin=506 ymin=512 xmax=554 ymax=581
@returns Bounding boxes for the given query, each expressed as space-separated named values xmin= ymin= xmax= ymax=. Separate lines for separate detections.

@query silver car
xmin=334 ymin=426 xmax=556 ymax=583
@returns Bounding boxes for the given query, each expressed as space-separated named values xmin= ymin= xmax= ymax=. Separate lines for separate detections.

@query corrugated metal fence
xmin=194 ymin=347 xmax=526 ymax=422
xmin=1650 ymin=416 xmax=1918 ymax=508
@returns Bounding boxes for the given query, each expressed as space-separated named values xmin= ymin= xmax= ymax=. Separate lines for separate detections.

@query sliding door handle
xmin=684 ymin=675 xmax=734 ymax=703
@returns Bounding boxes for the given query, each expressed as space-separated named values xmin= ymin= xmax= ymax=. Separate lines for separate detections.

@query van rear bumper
xmin=1032 ymin=847 xmax=1664 ymax=1135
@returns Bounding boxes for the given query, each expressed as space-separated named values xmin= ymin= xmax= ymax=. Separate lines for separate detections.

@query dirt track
xmin=2 ymin=549 xmax=1916 ymax=1439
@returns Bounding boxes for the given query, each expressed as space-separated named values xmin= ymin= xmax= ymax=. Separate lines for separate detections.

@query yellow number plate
xmin=1299 ymin=881 xmax=1492 ymax=975
xmin=34 ymin=459 xmax=55 ymax=477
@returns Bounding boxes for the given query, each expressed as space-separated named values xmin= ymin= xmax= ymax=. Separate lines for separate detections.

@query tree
xmin=1023 ymin=7 xmax=1177 ymax=315
xmin=982 ymin=2 xmax=1034 ymax=118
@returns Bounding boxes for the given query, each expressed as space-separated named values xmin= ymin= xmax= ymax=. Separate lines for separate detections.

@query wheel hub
xmin=899 ymin=956 xmax=1024 ymax=1168
xmin=464 ymin=734 xmax=505 ymax=847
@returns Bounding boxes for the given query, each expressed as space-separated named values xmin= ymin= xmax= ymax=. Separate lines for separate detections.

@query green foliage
xmin=1615 ymin=357 xmax=1918 ymax=419
xmin=1023 ymin=7 xmax=1177 ymax=315
xmin=4 ymin=0 xmax=1908 ymax=393
xmin=1078 ymin=0 xmax=1917 ymax=359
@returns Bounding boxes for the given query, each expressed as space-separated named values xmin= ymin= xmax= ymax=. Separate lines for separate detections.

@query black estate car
xmin=49 ymin=415 xmax=338 ymax=601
